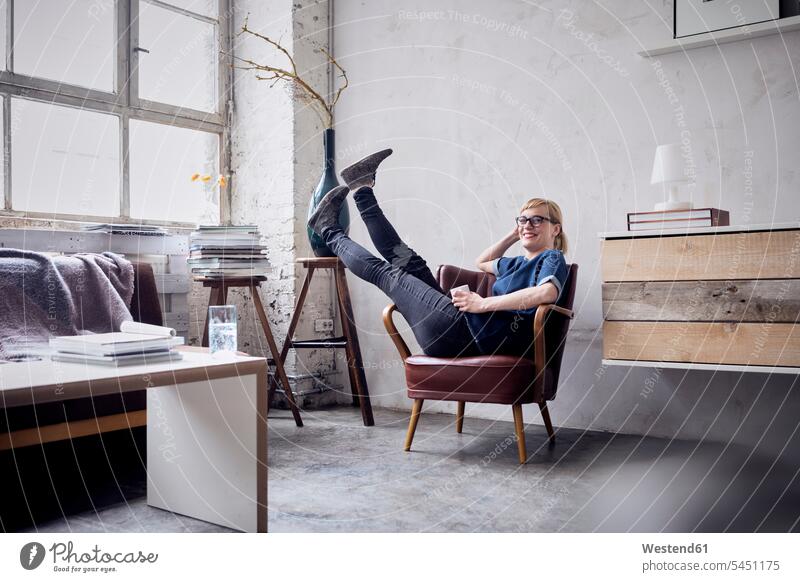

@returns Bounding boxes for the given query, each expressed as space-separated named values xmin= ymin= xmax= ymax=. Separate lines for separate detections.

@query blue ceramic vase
xmin=307 ymin=128 xmax=349 ymax=256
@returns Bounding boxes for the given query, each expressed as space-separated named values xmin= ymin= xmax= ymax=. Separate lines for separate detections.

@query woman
xmin=308 ymin=149 xmax=569 ymax=358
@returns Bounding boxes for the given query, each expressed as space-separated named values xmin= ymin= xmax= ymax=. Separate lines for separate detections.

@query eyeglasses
xmin=515 ymin=215 xmax=556 ymax=228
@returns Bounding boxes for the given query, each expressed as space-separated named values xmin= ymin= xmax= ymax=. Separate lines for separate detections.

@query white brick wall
xmin=223 ymin=0 xmax=346 ymax=406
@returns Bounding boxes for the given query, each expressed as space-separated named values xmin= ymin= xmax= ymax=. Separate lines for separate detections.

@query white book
xmin=629 ymin=209 xmax=714 ymax=222
xmin=120 ymin=321 xmax=176 ymax=337
xmin=51 ymin=351 xmax=183 ymax=367
xmin=197 ymin=225 xmax=258 ymax=231
xmin=193 ymin=268 xmax=271 ymax=277
xmin=188 ymin=259 xmax=272 ymax=268
xmin=628 ymin=219 xmax=714 ymax=231
xmin=188 ymin=254 xmax=270 ymax=259
xmin=190 ymin=233 xmax=261 ymax=240
xmin=49 ymin=333 xmax=184 ymax=357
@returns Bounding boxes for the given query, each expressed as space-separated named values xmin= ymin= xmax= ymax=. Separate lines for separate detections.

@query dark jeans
xmin=324 ymin=187 xmax=477 ymax=358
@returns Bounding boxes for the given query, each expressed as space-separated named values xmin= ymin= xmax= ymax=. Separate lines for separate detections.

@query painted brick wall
xmin=225 ymin=0 xmax=345 ymax=407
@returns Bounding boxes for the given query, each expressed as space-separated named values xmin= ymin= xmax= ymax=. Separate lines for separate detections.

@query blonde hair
xmin=519 ymin=198 xmax=568 ymax=253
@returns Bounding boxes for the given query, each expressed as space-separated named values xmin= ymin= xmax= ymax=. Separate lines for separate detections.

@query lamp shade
xmin=651 ymin=143 xmax=686 ymax=184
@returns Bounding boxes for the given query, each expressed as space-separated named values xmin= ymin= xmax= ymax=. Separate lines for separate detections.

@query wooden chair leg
xmin=251 ymin=285 xmax=303 ymax=427
xmin=278 ymin=267 xmax=315 ymax=364
xmin=334 ymin=271 xmax=362 ymax=408
xmin=512 ymin=404 xmax=527 ymax=464
xmin=334 ymin=264 xmax=374 ymax=426
xmin=456 ymin=401 xmax=465 ymax=433
xmin=266 ymin=375 xmax=279 ymax=412
xmin=404 ymin=399 xmax=423 ymax=451
xmin=539 ymin=401 xmax=555 ymax=444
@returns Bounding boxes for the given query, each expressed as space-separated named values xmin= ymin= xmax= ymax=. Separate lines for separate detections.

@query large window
xmin=0 ymin=0 xmax=231 ymax=225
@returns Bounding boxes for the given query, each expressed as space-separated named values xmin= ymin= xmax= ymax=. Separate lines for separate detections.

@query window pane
xmin=14 ymin=0 xmax=115 ymax=92
xmin=0 ymin=0 xmax=6 ymax=72
xmin=129 ymin=120 xmax=219 ymax=224
xmin=0 ymin=100 xmax=4 ymax=204
xmin=138 ymin=2 xmax=218 ymax=112
xmin=11 ymin=98 xmax=120 ymax=216
xmin=160 ymin=0 xmax=217 ymax=19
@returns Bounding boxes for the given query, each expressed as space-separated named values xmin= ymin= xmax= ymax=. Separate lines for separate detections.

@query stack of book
xmin=82 ymin=223 xmax=167 ymax=236
xmin=49 ymin=324 xmax=184 ymax=366
xmin=627 ymin=208 xmax=730 ymax=231
xmin=188 ymin=225 xmax=271 ymax=278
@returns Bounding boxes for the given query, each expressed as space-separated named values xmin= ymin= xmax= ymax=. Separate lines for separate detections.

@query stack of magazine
xmin=188 ymin=225 xmax=271 ymax=278
xmin=49 ymin=322 xmax=184 ymax=366
xmin=81 ymin=223 xmax=167 ymax=236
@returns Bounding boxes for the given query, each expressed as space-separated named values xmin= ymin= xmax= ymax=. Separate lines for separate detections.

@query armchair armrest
xmin=531 ymin=303 xmax=575 ymax=401
xmin=382 ymin=304 xmax=412 ymax=360
xmin=545 ymin=305 xmax=574 ymax=319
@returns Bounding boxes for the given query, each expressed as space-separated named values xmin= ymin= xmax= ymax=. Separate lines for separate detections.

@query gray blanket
xmin=0 ymin=250 xmax=134 ymax=360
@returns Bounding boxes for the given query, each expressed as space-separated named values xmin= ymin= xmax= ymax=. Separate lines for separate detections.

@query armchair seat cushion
xmin=405 ymin=354 xmax=553 ymax=405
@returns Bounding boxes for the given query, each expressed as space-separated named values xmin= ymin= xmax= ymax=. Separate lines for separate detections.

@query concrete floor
xmin=19 ymin=406 xmax=800 ymax=533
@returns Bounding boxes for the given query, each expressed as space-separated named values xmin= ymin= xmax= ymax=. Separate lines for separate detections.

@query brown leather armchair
xmin=382 ymin=263 xmax=578 ymax=464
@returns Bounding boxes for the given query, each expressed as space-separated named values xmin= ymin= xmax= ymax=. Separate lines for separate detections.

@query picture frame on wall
xmin=674 ymin=0 xmax=780 ymax=38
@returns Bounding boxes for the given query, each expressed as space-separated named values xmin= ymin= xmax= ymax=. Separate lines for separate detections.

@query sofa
xmin=0 ymin=261 xmax=163 ymax=531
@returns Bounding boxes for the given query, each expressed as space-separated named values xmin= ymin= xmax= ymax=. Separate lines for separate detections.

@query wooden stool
xmin=278 ymin=258 xmax=374 ymax=426
xmin=200 ymin=276 xmax=303 ymax=427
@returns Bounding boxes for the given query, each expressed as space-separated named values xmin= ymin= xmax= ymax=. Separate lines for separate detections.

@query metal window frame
xmin=0 ymin=0 xmax=232 ymax=226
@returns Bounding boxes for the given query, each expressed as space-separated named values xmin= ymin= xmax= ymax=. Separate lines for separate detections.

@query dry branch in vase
xmin=234 ymin=16 xmax=348 ymax=128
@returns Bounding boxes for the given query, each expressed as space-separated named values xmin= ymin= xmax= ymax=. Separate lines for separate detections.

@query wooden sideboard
xmin=599 ymin=223 xmax=800 ymax=373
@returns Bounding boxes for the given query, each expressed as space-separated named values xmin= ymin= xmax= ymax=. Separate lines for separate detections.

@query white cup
xmin=450 ymin=284 xmax=470 ymax=297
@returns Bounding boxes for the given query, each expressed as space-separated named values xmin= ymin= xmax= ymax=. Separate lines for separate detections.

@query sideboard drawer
xmin=602 ymin=229 xmax=800 ymax=282
xmin=603 ymin=321 xmax=800 ymax=367
xmin=602 ymin=279 xmax=800 ymax=322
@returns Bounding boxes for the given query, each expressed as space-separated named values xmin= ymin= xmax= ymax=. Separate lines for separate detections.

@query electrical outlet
xmin=314 ymin=319 xmax=334 ymax=332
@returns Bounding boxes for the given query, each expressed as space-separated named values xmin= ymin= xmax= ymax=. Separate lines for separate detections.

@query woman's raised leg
xmin=340 ymin=148 xmax=443 ymax=293
xmin=352 ymin=186 xmax=443 ymax=293
xmin=325 ymin=229 xmax=474 ymax=358
xmin=308 ymin=184 xmax=475 ymax=357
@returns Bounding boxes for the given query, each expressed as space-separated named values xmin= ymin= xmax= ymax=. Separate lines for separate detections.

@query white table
xmin=0 ymin=348 xmax=268 ymax=532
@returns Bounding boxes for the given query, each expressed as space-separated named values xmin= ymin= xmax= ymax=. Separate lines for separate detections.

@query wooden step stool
xmin=278 ymin=258 xmax=374 ymax=426
xmin=199 ymin=276 xmax=303 ymax=427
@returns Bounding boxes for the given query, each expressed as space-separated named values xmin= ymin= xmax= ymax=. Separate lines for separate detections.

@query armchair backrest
xmin=435 ymin=262 xmax=579 ymax=399
xmin=546 ymin=264 xmax=578 ymax=397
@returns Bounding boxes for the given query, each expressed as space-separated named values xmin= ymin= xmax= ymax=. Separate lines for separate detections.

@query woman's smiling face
xmin=517 ymin=205 xmax=561 ymax=257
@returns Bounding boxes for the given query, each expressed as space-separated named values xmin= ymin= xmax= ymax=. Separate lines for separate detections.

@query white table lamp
xmin=651 ymin=143 xmax=692 ymax=211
